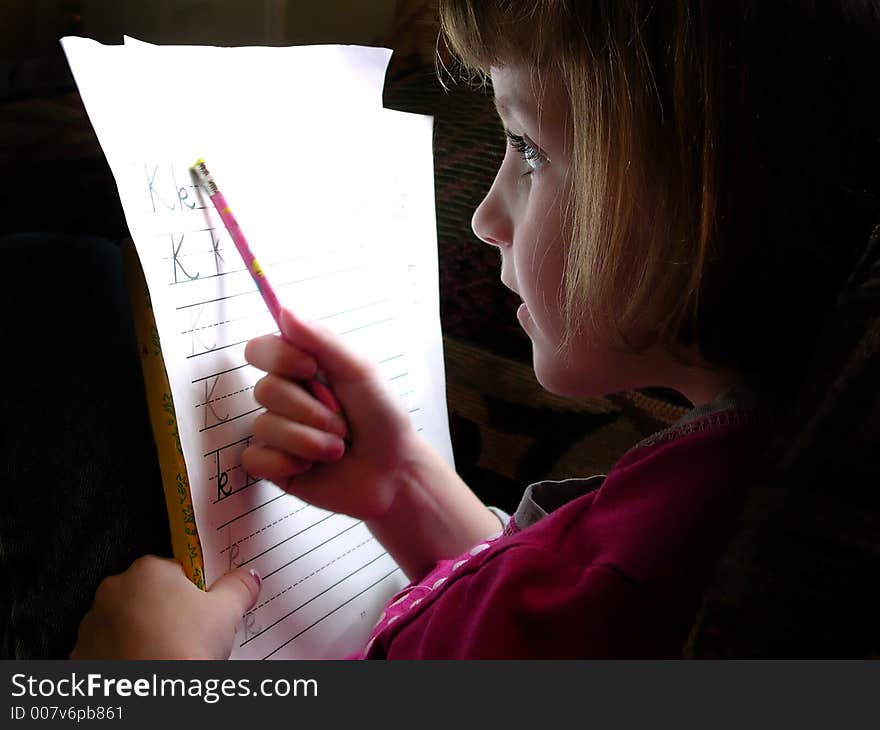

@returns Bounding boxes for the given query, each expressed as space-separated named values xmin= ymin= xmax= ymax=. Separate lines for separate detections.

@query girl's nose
xmin=471 ymin=176 xmax=512 ymax=248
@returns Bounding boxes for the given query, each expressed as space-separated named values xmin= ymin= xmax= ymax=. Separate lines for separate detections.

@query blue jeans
xmin=0 ymin=233 xmax=172 ymax=658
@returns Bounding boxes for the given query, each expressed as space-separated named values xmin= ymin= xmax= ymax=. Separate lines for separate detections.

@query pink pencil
xmin=191 ymin=158 xmax=345 ymax=422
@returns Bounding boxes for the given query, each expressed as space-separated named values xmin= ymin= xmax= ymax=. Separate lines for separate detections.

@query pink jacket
xmin=357 ymin=394 xmax=771 ymax=659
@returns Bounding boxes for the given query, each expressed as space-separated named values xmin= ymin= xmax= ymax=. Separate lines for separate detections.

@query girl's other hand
xmin=70 ymin=557 xmax=261 ymax=659
xmin=243 ymin=308 xmax=418 ymax=522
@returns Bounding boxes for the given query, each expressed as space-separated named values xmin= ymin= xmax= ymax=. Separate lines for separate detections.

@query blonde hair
xmin=439 ymin=0 xmax=880 ymax=398
xmin=439 ymin=1 xmax=716 ymax=359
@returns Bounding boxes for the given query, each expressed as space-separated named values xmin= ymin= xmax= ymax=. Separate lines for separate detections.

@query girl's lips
xmin=516 ymin=302 xmax=530 ymax=328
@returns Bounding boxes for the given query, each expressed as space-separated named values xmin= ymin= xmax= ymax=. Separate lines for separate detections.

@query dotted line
xmin=181 ymin=312 xmax=261 ymax=335
xmin=163 ymin=250 xmax=221 ymax=259
xmin=195 ymin=386 xmax=255 ymax=409
xmin=219 ymin=504 xmax=310 ymax=553
xmin=182 ymin=316 xmax=237 ymax=334
xmin=208 ymin=463 xmax=244 ymax=482
xmin=248 ymin=538 xmax=375 ymax=613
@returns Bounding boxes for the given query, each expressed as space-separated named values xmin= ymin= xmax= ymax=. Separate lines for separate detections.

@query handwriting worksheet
xmin=62 ymin=37 xmax=451 ymax=659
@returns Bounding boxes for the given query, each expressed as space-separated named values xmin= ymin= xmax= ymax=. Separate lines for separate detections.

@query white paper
xmin=61 ymin=36 xmax=451 ymax=659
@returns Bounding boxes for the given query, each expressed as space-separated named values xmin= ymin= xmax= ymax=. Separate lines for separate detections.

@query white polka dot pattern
xmin=357 ymin=529 xmax=509 ymax=658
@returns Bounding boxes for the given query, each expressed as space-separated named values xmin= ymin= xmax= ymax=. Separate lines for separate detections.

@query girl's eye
xmin=505 ymin=130 xmax=549 ymax=172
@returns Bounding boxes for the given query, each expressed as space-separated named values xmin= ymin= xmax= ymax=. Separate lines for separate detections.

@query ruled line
xmin=192 ymin=362 xmax=251 ymax=384
xmin=212 ymin=476 xmax=263 ymax=504
xmin=261 ymin=565 xmax=401 ymax=659
xmin=240 ymin=514 xmax=338 ymax=567
xmin=198 ymin=406 xmax=262 ymax=432
xmin=241 ymin=551 xmax=388 ymax=647
xmin=260 ymin=522 xmax=361 ymax=579
xmin=175 ymin=263 xmax=372 ymax=311
xmin=215 ymin=492 xmax=287 ymax=530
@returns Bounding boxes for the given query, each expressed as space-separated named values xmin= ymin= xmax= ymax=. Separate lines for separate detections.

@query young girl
xmin=70 ymin=0 xmax=880 ymax=659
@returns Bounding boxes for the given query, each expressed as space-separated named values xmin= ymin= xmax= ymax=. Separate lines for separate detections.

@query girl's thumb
xmin=279 ymin=307 xmax=373 ymax=383
xmin=207 ymin=567 xmax=262 ymax=620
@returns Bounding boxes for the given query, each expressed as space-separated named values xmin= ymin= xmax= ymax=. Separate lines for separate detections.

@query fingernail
xmin=330 ymin=415 xmax=348 ymax=440
xmin=329 ymin=436 xmax=347 ymax=460
xmin=248 ymin=568 xmax=262 ymax=589
xmin=310 ymin=378 xmax=341 ymax=413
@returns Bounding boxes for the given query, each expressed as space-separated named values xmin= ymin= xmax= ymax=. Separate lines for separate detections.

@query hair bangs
xmin=439 ymin=1 xmax=571 ymax=79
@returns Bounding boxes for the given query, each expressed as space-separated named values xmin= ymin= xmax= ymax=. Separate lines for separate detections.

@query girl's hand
xmin=242 ymin=308 xmax=419 ymax=522
xmin=70 ymin=556 xmax=261 ymax=659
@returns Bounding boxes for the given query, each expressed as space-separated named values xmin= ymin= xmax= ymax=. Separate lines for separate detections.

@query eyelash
xmin=505 ymin=130 xmax=548 ymax=173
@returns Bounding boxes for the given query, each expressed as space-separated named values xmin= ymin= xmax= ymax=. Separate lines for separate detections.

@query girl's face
xmin=472 ymin=65 xmax=732 ymax=404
